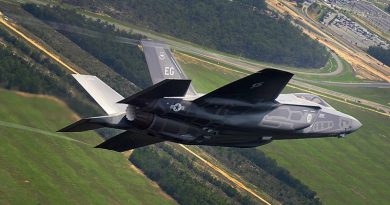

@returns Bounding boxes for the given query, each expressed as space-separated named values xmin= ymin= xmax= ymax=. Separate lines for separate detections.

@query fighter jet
xmin=59 ymin=40 xmax=362 ymax=152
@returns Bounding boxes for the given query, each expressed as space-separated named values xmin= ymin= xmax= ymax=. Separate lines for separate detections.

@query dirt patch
xmin=353 ymin=65 xmax=383 ymax=81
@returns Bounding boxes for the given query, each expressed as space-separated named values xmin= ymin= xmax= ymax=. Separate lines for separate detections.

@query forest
xmin=0 ymin=27 xmax=99 ymax=117
xmin=130 ymin=144 xmax=259 ymax=205
xmin=2 ymin=3 xmax=322 ymax=204
xmin=63 ymin=0 xmax=330 ymax=68
xmin=23 ymin=4 xmax=152 ymax=89
xmin=367 ymin=46 xmax=390 ymax=67
xmin=202 ymin=146 xmax=321 ymax=205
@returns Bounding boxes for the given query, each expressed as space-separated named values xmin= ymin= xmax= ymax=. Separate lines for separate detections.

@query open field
xmin=0 ymin=89 xmax=176 ymax=205
xmin=296 ymin=58 xmax=363 ymax=82
xmin=12 ymin=0 xmax=374 ymax=84
xmin=263 ymin=86 xmax=390 ymax=205
xmin=267 ymin=0 xmax=390 ymax=83
xmin=75 ymin=7 xmax=346 ymax=74
xmin=176 ymin=53 xmax=246 ymax=93
xmin=179 ymin=57 xmax=390 ymax=205
xmin=1 ymin=2 xmax=388 ymax=204
xmin=309 ymin=83 xmax=390 ymax=106
xmin=178 ymin=51 xmax=390 ymax=115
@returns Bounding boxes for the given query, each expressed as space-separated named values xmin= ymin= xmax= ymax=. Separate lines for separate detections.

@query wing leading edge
xmin=194 ymin=68 xmax=293 ymax=105
xmin=72 ymin=74 xmax=127 ymax=115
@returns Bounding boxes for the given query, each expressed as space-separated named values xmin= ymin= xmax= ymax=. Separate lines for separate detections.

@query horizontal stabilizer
xmin=58 ymin=118 xmax=103 ymax=132
xmin=95 ymin=130 xmax=164 ymax=151
xmin=58 ymin=114 xmax=130 ymax=132
xmin=72 ymin=74 xmax=127 ymax=115
xmin=118 ymin=79 xmax=191 ymax=106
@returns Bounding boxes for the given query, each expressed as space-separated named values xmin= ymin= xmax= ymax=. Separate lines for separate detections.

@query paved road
xmin=83 ymin=12 xmax=390 ymax=114
xmin=83 ymin=13 xmax=348 ymax=77
xmin=272 ymin=0 xmax=390 ymax=83
xmin=296 ymin=78 xmax=390 ymax=88
xmin=82 ymin=11 xmax=390 ymax=91
xmin=290 ymin=80 xmax=390 ymax=114
xmin=1 ymin=14 xmax=389 ymax=205
xmin=0 ymin=17 xmax=273 ymax=205
xmin=18 ymin=11 xmax=388 ymax=89
xmin=178 ymin=51 xmax=390 ymax=116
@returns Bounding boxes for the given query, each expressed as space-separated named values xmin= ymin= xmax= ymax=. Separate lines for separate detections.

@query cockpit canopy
xmin=292 ymin=93 xmax=333 ymax=108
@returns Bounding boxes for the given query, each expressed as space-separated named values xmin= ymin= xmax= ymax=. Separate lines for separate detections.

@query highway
xmin=96 ymin=5 xmax=390 ymax=114
xmin=0 ymin=16 xmax=273 ymax=205
xmin=81 ymin=11 xmax=390 ymax=113
xmin=14 ymin=11 xmax=387 ymax=86
xmin=177 ymin=52 xmax=390 ymax=116
xmin=295 ymin=78 xmax=390 ymax=88
xmin=265 ymin=0 xmax=390 ymax=83
xmin=83 ymin=12 xmax=348 ymax=77
xmin=1 ymin=8 xmax=389 ymax=205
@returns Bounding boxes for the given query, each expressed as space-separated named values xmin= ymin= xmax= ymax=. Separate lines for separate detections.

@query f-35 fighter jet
xmin=59 ymin=40 xmax=361 ymax=152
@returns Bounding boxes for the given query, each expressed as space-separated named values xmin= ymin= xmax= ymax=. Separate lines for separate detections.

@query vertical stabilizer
xmin=141 ymin=40 xmax=197 ymax=96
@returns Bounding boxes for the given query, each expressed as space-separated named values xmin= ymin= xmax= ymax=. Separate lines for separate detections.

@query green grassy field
xmin=296 ymin=58 xmax=365 ymax=83
xmin=179 ymin=59 xmax=390 ymax=205
xmin=178 ymin=54 xmax=246 ymax=93
xmin=0 ymin=90 xmax=176 ymax=205
xmin=310 ymin=83 xmax=390 ymax=106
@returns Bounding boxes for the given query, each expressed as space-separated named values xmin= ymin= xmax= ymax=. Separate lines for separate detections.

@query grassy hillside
xmin=131 ymin=144 xmax=263 ymax=205
xmin=22 ymin=3 xmax=152 ymax=89
xmin=0 ymin=1 xmax=140 ymax=98
xmin=178 ymin=56 xmax=390 ymax=205
xmin=0 ymin=89 xmax=176 ymax=205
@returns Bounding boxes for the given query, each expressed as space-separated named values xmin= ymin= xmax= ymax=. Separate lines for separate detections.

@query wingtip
xmin=260 ymin=68 xmax=294 ymax=77
xmin=117 ymin=99 xmax=127 ymax=104
xmin=57 ymin=127 xmax=68 ymax=132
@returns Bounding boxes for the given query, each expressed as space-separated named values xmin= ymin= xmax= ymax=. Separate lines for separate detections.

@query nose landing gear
xmin=338 ymin=128 xmax=347 ymax=138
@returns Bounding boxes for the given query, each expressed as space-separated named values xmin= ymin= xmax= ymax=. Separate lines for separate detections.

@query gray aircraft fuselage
xmin=59 ymin=68 xmax=362 ymax=151
xmin=106 ymin=95 xmax=361 ymax=148
xmin=59 ymin=41 xmax=362 ymax=151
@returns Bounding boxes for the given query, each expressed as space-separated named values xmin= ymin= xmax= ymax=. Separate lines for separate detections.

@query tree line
xmin=202 ymin=146 xmax=322 ymax=205
xmin=0 ymin=27 xmax=100 ymax=117
xmin=5 ymin=3 xmax=324 ymax=204
xmin=23 ymin=3 xmax=152 ymax=89
xmin=367 ymin=46 xmax=390 ymax=67
xmin=63 ymin=0 xmax=330 ymax=68
xmin=130 ymin=144 xmax=259 ymax=205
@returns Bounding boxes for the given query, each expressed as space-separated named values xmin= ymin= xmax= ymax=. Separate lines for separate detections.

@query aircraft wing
xmin=194 ymin=68 xmax=293 ymax=105
xmin=141 ymin=40 xmax=197 ymax=96
xmin=95 ymin=130 xmax=164 ymax=151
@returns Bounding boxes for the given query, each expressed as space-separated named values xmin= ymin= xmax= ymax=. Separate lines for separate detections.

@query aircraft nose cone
xmin=350 ymin=119 xmax=362 ymax=132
